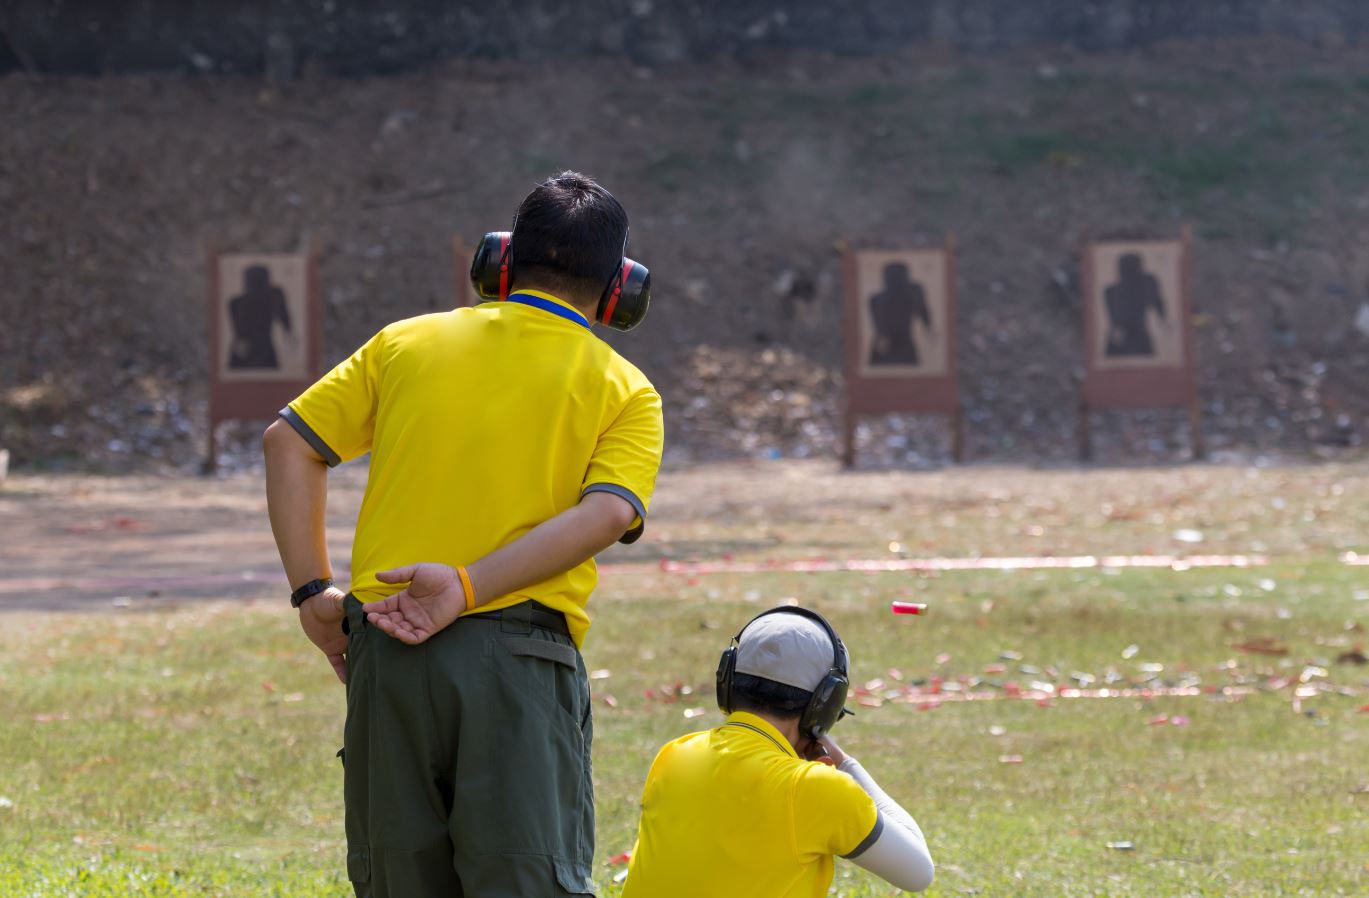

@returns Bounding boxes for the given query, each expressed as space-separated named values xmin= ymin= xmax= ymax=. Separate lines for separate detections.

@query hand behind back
xmin=363 ymin=562 xmax=467 ymax=645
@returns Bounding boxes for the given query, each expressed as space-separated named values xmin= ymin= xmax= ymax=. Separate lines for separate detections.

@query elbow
xmin=606 ymin=504 xmax=639 ymax=541
xmin=890 ymin=862 xmax=934 ymax=894
xmin=597 ymin=507 xmax=637 ymax=547
xmin=903 ymin=854 xmax=934 ymax=892
xmin=581 ymin=491 xmax=640 ymax=546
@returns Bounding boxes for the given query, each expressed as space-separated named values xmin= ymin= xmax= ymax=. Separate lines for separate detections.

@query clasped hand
xmin=361 ymin=562 xmax=468 ymax=645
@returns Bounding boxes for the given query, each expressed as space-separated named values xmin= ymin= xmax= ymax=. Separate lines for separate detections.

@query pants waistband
xmin=465 ymin=600 xmax=571 ymax=637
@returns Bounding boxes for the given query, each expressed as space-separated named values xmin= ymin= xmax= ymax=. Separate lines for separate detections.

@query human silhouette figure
xmin=1103 ymin=253 xmax=1165 ymax=357
xmin=228 ymin=265 xmax=291 ymax=369
xmin=868 ymin=263 xmax=931 ymax=367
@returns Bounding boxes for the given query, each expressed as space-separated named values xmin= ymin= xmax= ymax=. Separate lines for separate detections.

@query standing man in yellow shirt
xmin=263 ymin=172 xmax=663 ymax=897
xmin=623 ymin=606 xmax=935 ymax=897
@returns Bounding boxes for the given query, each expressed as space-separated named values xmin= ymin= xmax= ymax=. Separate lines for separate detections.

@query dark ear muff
xmin=800 ymin=669 xmax=850 ymax=740
xmin=715 ymin=644 xmax=738 ymax=715
xmin=718 ymin=605 xmax=851 ymax=738
xmin=597 ymin=259 xmax=651 ymax=332
xmin=470 ymin=232 xmax=512 ymax=301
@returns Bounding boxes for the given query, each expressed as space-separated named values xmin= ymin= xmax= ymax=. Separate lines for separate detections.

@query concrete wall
xmin=3 ymin=0 xmax=1368 ymax=76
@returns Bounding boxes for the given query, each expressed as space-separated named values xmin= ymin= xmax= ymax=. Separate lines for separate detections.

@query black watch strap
xmin=290 ymin=577 xmax=335 ymax=608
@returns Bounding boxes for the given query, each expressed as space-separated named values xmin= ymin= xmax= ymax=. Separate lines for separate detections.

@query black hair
xmin=730 ymin=672 xmax=812 ymax=721
xmin=509 ymin=171 xmax=628 ymax=303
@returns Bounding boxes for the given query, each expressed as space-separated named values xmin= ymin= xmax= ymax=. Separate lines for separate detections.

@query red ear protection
xmin=469 ymin=231 xmax=652 ymax=332
xmin=597 ymin=259 xmax=652 ymax=332
xmin=470 ymin=232 xmax=513 ymax=301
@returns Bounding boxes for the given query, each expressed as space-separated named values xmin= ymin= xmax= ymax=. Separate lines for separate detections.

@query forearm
xmin=840 ymin=758 xmax=934 ymax=891
xmin=466 ymin=494 xmax=629 ymax=607
xmin=840 ymin=758 xmax=927 ymax=845
xmin=264 ymin=423 xmax=333 ymax=589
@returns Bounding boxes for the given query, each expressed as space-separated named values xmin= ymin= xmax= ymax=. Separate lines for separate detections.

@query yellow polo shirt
xmin=622 ymin=712 xmax=879 ymax=898
xmin=281 ymin=290 xmax=663 ymax=647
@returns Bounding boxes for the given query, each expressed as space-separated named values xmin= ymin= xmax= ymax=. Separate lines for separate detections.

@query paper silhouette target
xmin=1078 ymin=230 xmax=1203 ymax=459
xmin=206 ymin=246 xmax=322 ymax=471
xmin=841 ymin=242 xmax=962 ymax=466
xmin=217 ymin=255 xmax=309 ymax=382
xmin=1090 ymin=243 xmax=1184 ymax=370
xmin=856 ymin=250 xmax=950 ymax=378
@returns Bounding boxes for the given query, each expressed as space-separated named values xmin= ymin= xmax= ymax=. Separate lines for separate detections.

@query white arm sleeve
xmin=838 ymin=758 xmax=934 ymax=892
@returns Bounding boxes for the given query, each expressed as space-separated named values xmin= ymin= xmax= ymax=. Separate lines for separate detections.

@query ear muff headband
xmin=714 ymin=606 xmax=851 ymax=741
xmin=468 ymin=231 xmax=652 ymax=332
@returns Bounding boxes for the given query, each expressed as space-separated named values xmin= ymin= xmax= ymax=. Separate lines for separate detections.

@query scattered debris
xmin=1233 ymin=637 xmax=1288 ymax=656
xmin=642 ymin=554 xmax=1269 ymax=576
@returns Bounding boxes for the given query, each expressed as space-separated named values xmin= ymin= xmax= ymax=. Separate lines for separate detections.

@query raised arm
xmin=823 ymin=738 xmax=935 ymax=892
xmin=361 ymin=492 xmax=637 ymax=643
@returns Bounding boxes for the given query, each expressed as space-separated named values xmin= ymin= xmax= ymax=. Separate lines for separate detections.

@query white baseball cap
xmin=734 ymin=611 xmax=846 ymax=691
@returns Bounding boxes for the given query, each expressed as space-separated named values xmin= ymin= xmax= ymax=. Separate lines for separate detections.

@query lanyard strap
xmin=720 ymin=721 xmax=794 ymax=757
xmin=505 ymin=292 xmax=591 ymax=329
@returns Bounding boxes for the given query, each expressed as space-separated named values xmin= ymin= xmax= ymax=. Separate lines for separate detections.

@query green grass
xmin=2 ymin=557 xmax=1365 ymax=896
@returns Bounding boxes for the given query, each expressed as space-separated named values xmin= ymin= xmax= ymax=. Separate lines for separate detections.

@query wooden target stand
xmin=840 ymin=235 xmax=964 ymax=468
xmin=1077 ymin=225 xmax=1204 ymax=461
xmin=204 ymin=239 xmax=323 ymax=473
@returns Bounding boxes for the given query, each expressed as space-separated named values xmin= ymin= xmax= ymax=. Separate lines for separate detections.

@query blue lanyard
xmin=505 ymin=293 xmax=591 ymax=330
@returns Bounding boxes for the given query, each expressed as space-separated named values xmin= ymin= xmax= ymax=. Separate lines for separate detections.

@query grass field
xmin=2 ymin=463 xmax=1367 ymax=896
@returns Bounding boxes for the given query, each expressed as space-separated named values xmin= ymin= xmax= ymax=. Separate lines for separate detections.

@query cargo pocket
xmin=346 ymin=846 xmax=370 ymax=884
xmin=553 ymin=856 xmax=597 ymax=896
xmin=502 ymin=636 xmax=577 ymax=669
xmin=466 ymin=633 xmax=588 ymax=859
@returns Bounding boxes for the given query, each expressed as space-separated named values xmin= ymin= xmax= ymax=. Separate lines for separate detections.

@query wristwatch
xmin=290 ymin=577 xmax=335 ymax=608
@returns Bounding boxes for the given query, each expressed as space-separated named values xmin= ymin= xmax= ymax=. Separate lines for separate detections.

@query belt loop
xmin=500 ymin=601 xmax=533 ymax=635
xmin=343 ymin=594 xmax=366 ymax=635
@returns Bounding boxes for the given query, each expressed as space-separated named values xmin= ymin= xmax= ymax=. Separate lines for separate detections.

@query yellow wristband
xmin=456 ymin=565 xmax=476 ymax=613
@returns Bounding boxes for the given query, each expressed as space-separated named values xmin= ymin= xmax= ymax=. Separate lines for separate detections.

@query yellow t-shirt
xmin=622 ymin=712 xmax=879 ymax=898
xmin=281 ymin=290 xmax=663 ymax=647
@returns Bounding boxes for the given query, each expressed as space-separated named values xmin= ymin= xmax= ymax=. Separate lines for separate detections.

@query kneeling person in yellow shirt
xmin=623 ymin=606 xmax=934 ymax=897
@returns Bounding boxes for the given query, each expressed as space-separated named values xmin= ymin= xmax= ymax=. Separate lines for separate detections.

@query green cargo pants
xmin=341 ymin=595 xmax=597 ymax=897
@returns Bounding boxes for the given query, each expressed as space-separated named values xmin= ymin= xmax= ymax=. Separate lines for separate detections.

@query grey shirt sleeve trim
xmin=580 ymin=483 xmax=647 ymax=544
xmin=278 ymin=407 xmax=341 ymax=467
xmin=842 ymin=810 xmax=885 ymax=860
